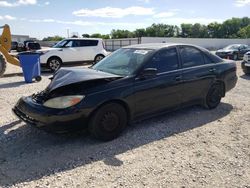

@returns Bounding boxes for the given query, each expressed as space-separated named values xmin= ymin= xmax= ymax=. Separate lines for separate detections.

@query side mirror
xmin=138 ymin=68 xmax=157 ymax=79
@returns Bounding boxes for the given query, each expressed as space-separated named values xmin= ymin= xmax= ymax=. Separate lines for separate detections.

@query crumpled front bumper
xmin=12 ymin=96 xmax=90 ymax=133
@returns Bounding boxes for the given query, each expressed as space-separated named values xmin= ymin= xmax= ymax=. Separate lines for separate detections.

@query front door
xmin=61 ymin=40 xmax=80 ymax=62
xmin=134 ymin=47 xmax=183 ymax=118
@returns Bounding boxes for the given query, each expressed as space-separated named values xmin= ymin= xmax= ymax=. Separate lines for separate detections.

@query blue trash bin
xmin=18 ymin=52 xmax=42 ymax=83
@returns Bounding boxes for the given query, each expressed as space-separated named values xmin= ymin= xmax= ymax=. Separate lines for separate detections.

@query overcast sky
xmin=0 ymin=0 xmax=249 ymax=39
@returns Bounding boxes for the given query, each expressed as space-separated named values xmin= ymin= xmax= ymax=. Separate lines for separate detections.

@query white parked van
xmin=38 ymin=38 xmax=108 ymax=71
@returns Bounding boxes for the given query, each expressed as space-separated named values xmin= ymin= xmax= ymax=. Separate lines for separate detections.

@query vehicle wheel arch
xmin=94 ymin=54 xmax=105 ymax=63
xmin=47 ymin=56 xmax=63 ymax=72
xmin=214 ymin=80 xmax=225 ymax=97
xmin=47 ymin=56 xmax=63 ymax=65
xmin=95 ymin=54 xmax=105 ymax=59
xmin=88 ymin=99 xmax=131 ymax=124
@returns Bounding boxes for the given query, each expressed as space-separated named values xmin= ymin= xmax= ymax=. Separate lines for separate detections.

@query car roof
xmin=66 ymin=38 xmax=102 ymax=41
xmin=227 ymin=44 xmax=247 ymax=46
xmin=123 ymin=43 xmax=204 ymax=50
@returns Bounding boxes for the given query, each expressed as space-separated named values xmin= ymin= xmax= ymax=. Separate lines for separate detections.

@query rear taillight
xmin=102 ymin=41 xmax=105 ymax=49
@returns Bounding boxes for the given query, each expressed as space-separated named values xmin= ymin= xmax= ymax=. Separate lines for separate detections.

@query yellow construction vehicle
xmin=0 ymin=24 xmax=20 ymax=77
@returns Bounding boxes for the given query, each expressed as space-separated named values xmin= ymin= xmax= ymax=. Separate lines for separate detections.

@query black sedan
xmin=13 ymin=43 xmax=237 ymax=141
xmin=215 ymin=44 xmax=250 ymax=60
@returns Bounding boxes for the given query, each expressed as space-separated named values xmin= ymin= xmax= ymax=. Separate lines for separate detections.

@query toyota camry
xmin=13 ymin=43 xmax=237 ymax=141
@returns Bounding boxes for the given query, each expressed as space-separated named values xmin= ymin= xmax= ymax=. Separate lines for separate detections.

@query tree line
xmin=43 ymin=17 xmax=250 ymax=41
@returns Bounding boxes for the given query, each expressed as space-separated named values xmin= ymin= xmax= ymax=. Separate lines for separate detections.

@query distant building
xmin=11 ymin=35 xmax=30 ymax=42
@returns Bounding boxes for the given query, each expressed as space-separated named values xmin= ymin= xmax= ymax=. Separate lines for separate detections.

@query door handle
xmin=209 ymin=68 xmax=216 ymax=72
xmin=175 ymin=75 xmax=182 ymax=81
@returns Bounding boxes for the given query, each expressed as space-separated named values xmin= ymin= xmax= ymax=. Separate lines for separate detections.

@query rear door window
xmin=179 ymin=46 xmax=205 ymax=68
xmin=80 ymin=40 xmax=98 ymax=47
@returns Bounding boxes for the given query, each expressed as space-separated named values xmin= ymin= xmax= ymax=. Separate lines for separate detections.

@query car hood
xmin=46 ymin=67 xmax=122 ymax=92
xmin=217 ymin=49 xmax=234 ymax=53
xmin=37 ymin=48 xmax=61 ymax=52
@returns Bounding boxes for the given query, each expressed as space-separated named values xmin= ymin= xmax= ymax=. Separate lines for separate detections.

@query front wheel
xmin=47 ymin=57 xmax=62 ymax=72
xmin=0 ymin=53 xmax=7 ymax=77
xmin=88 ymin=103 xmax=127 ymax=141
xmin=205 ymin=84 xmax=223 ymax=109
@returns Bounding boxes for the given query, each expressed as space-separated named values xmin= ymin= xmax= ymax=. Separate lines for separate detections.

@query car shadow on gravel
xmin=0 ymin=81 xmax=27 ymax=89
xmin=3 ymin=72 xmax=23 ymax=78
xmin=0 ymin=102 xmax=233 ymax=186
xmin=0 ymin=72 xmax=53 ymax=89
xmin=240 ymin=74 xmax=250 ymax=80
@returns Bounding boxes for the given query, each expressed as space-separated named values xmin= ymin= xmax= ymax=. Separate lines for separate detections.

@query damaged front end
xmin=13 ymin=67 xmax=123 ymax=133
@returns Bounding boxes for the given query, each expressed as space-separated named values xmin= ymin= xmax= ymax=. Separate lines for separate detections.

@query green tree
xmin=134 ymin=28 xmax=146 ymax=37
xmin=180 ymin=24 xmax=193 ymax=37
xmin=110 ymin=29 xmax=135 ymax=39
xmin=238 ymin=25 xmax=250 ymax=38
xmin=207 ymin=22 xmax=223 ymax=38
xmin=144 ymin=24 xmax=180 ymax=37
xmin=82 ymin=34 xmax=90 ymax=38
xmin=90 ymin=33 xmax=102 ymax=38
xmin=101 ymin=34 xmax=110 ymax=39
xmin=221 ymin=17 xmax=242 ymax=38
xmin=190 ymin=23 xmax=209 ymax=38
xmin=42 ymin=35 xmax=64 ymax=41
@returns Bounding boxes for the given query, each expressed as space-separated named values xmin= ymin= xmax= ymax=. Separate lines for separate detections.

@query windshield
xmin=53 ymin=40 xmax=69 ymax=48
xmin=224 ymin=45 xmax=240 ymax=50
xmin=92 ymin=48 xmax=153 ymax=76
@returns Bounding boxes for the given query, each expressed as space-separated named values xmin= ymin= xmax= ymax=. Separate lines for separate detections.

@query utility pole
xmin=67 ymin=28 xmax=70 ymax=38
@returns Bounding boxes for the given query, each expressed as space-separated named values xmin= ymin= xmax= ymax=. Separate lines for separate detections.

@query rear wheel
xmin=47 ymin=57 xmax=62 ymax=72
xmin=205 ymin=83 xmax=223 ymax=109
xmin=0 ymin=53 xmax=7 ymax=77
xmin=233 ymin=53 xmax=238 ymax=60
xmin=88 ymin=103 xmax=127 ymax=141
xmin=94 ymin=55 xmax=104 ymax=64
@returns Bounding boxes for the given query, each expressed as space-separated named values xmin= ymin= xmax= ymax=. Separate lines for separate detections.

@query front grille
xmin=32 ymin=90 xmax=49 ymax=104
xmin=13 ymin=107 xmax=38 ymax=125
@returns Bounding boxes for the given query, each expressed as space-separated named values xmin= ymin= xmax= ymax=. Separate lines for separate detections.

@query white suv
xmin=38 ymin=38 xmax=108 ymax=71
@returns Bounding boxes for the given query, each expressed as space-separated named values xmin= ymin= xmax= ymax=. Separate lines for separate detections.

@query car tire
xmin=233 ymin=53 xmax=238 ymax=60
xmin=205 ymin=83 xmax=223 ymax=109
xmin=35 ymin=76 xmax=42 ymax=82
xmin=243 ymin=69 xmax=250 ymax=75
xmin=241 ymin=62 xmax=250 ymax=75
xmin=88 ymin=103 xmax=127 ymax=141
xmin=47 ymin=57 xmax=62 ymax=72
xmin=94 ymin=55 xmax=104 ymax=64
xmin=0 ymin=53 xmax=7 ymax=77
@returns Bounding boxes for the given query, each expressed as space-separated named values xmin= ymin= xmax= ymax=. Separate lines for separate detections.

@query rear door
xmin=178 ymin=45 xmax=218 ymax=105
xmin=78 ymin=40 xmax=99 ymax=61
xmin=134 ymin=47 xmax=183 ymax=117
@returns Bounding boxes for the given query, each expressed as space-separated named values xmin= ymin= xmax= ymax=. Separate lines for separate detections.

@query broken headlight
xmin=43 ymin=95 xmax=85 ymax=109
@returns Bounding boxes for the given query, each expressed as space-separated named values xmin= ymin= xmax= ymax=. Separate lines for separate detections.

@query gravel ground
xmin=0 ymin=63 xmax=249 ymax=188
